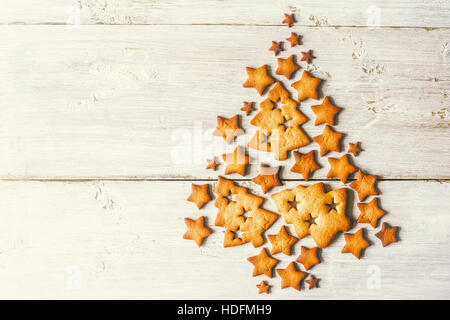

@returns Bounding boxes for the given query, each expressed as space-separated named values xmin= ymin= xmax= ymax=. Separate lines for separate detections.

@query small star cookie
xmin=252 ymin=164 xmax=282 ymax=193
xmin=311 ymin=96 xmax=342 ymax=126
xmin=357 ymin=198 xmax=386 ymax=228
xmin=348 ymin=142 xmax=362 ymax=156
xmin=305 ymin=275 xmax=319 ymax=289
xmin=213 ymin=115 xmax=244 ymax=144
xmin=269 ymin=41 xmax=283 ymax=56
xmin=256 ymin=281 xmax=271 ymax=294
xmin=241 ymin=101 xmax=256 ymax=116
xmin=282 ymin=13 xmax=295 ymax=27
xmin=222 ymin=147 xmax=250 ymax=176
xmin=301 ymin=50 xmax=315 ymax=64
xmin=342 ymin=228 xmax=370 ymax=259
xmin=291 ymin=71 xmax=322 ymax=102
xmin=375 ymin=222 xmax=399 ymax=247
xmin=290 ymin=150 xmax=321 ymax=181
xmin=286 ymin=32 xmax=301 ymax=47
xmin=350 ymin=170 xmax=379 ymax=201
xmin=313 ymin=125 xmax=344 ymax=156
xmin=187 ymin=184 xmax=212 ymax=209
xmin=248 ymin=248 xmax=279 ymax=278
xmin=276 ymin=262 xmax=307 ymax=291
xmin=327 ymin=154 xmax=357 ymax=184
xmin=296 ymin=246 xmax=320 ymax=270
xmin=276 ymin=55 xmax=300 ymax=80
xmin=206 ymin=158 xmax=218 ymax=171
xmin=183 ymin=216 xmax=212 ymax=247
xmin=268 ymin=225 xmax=298 ymax=256
xmin=243 ymin=65 xmax=275 ymax=95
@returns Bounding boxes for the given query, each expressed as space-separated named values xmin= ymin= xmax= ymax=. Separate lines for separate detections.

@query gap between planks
xmin=0 ymin=178 xmax=447 ymax=182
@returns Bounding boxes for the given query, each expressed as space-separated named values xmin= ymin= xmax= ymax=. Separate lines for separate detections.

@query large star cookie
xmin=243 ymin=65 xmax=275 ymax=95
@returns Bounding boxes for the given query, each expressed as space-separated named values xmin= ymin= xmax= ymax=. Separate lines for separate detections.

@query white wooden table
xmin=0 ymin=0 xmax=449 ymax=299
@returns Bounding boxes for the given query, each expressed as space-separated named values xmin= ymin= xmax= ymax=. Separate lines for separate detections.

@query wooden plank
xmin=0 ymin=25 xmax=448 ymax=179
xmin=0 ymin=180 xmax=448 ymax=299
xmin=1 ymin=0 xmax=450 ymax=28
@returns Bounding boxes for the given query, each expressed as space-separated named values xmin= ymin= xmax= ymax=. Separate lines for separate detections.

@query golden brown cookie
xmin=296 ymin=246 xmax=320 ymax=270
xmin=313 ymin=125 xmax=344 ymax=156
xmin=187 ymin=184 xmax=212 ymax=209
xmin=276 ymin=262 xmax=307 ymax=291
xmin=341 ymin=228 xmax=370 ymax=259
xmin=375 ymin=222 xmax=399 ymax=247
xmin=215 ymin=176 xmax=279 ymax=248
xmin=256 ymin=280 xmax=271 ymax=294
xmin=241 ymin=101 xmax=256 ymax=116
xmin=327 ymin=154 xmax=357 ymax=184
xmin=301 ymin=50 xmax=315 ymax=64
xmin=311 ymin=96 xmax=342 ymax=126
xmin=222 ymin=147 xmax=250 ymax=176
xmin=350 ymin=170 xmax=378 ymax=201
xmin=286 ymin=32 xmax=301 ymax=47
xmin=305 ymin=275 xmax=319 ymax=289
xmin=291 ymin=71 xmax=322 ymax=102
xmin=282 ymin=13 xmax=295 ymax=27
xmin=357 ymin=198 xmax=386 ymax=228
xmin=183 ymin=216 xmax=212 ymax=247
xmin=348 ymin=142 xmax=362 ymax=156
xmin=243 ymin=65 xmax=275 ymax=95
xmin=213 ymin=115 xmax=244 ymax=144
xmin=248 ymin=248 xmax=279 ymax=278
xmin=290 ymin=150 xmax=321 ymax=181
xmin=252 ymin=164 xmax=282 ymax=193
xmin=268 ymin=225 xmax=298 ymax=256
xmin=276 ymin=55 xmax=300 ymax=80
xmin=271 ymin=182 xmax=350 ymax=248
xmin=206 ymin=158 xmax=218 ymax=171
xmin=269 ymin=41 xmax=283 ymax=56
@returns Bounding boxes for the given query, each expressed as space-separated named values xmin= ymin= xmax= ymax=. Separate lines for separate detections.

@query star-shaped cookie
xmin=183 ymin=216 xmax=212 ymax=247
xmin=291 ymin=71 xmax=322 ymax=102
xmin=256 ymin=281 xmax=271 ymax=294
xmin=327 ymin=154 xmax=357 ymax=184
xmin=301 ymin=50 xmax=315 ymax=64
xmin=213 ymin=115 xmax=244 ymax=144
xmin=241 ymin=101 xmax=255 ymax=116
xmin=276 ymin=262 xmax=307 ymax=291
xmin=350 ymin=170 xmax=379 ymax=201
xmin=313 ymin=125 xmax=344 ymax=156
xmin=305 ymin=275 xmax=319 ymax=289
xmin=206 ymin=158 xmax=218 ymax=171
xmin=187 ymin=184 xmax=212 ymax=209
xmin=342 ymin=228 xmax=370 ymax=259
xmin=276 ymin=55 xmax=300 ymax=80
xmin=290 ymin=150 xmax=321 ymax=181
xmin=348 ymin=142 xmax=362 ymax=156
xmin=268 ymin=225 xmax=298 ymax=256
xmin=311 ymin=96 xmax=342 ymax=126
xmin=252 ymin=164 xmax=282 ymax=193
xmin=248 ymin=248 xmax=279 ymax=278
xmin=243 ymin=65 xmax=275 ymax=95
xmin=282 ymin=13 xmax=295 ymax=27
xmin=375 ymin=222 xmax=399 ymax=247
xmin=296 ymin=246 xmax=320 ymax=270
xmin=357 ymin=198 xmax=386 ymax=228
xmin=222 ymin=147 xmax=250 ymax=176
xmin=286 ymin=32 xmax=301 ymax=47
xmin=269 ymin=41 xmax=283 ymax=56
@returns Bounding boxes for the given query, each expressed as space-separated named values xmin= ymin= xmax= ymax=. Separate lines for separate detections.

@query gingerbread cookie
xmin=222 ymin=147 xmax=250 ymax=176
xmin=183 ymin=216 xmax=212 ymax=247
xmin=243 ymin=65 xmax=275 ymax=95
xmin=282 ymin=13 xmax=295 ymax=27
xmin=256 ymin=281 xmax=271 ymax=294
xmin=213 ymin=115 xmax=244 ymax=144
xmin=286 ymin=32 xmax=301 ymax=47
xmin=311 ymin=96 xmax=342 ymax=126
xmin=327 ymin=154 xmax=357 ymax=184
xmin=206 ymin=158 xmax=218 ymax=171
xmin=301 ymin=50 xmax=315 ymax=64
xmin=187 ymin=184 xmax=212 ymax=209
xmin=296 ymin=246 xmax=320 ymax=270
xmin=305 ymin=275 xmax=319 ymax=289
xmin=276 ymin=262 xmax=307 ymax=291
xmin=252 ymin=164 xmax=282 ymax=193
xmin=241 ymin=101 xmax=256 ymax=116
xmin=348 ymin=142 xmax=362 ymax=156
xmin=290 ymin=150 xmax=321 ymax=181
xmin=375 ymin=222 xmax=399 ymax=247
xmin=313 ymin=125 xmax=344 ymax=156
xmin=268 ymin=225 xmax=298 ymax=256
xmin=341 ymin=228 xmax=370 ymax=259
xmin=248 ymin=248 xmax=279 ymax=278
xmin=271 ymin=182 xmax=350 ymax=248
xmin=291 ymin=71 xmax=322 ymax=102
xmin=269 ymin=41 xmax=283 ymax=56
xmin=357 ymin=198 xmax=386 ymax=228
xmin=350 ymin=170 xmax=378 ymax=201
xmin=276 ymin=55 xmax=300 ymax=80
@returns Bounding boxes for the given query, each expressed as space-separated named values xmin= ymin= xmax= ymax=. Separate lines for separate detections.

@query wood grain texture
xmin=0 ymin=25 xmax=449 ymax=179
xmin=1 ymin=0 xmax=450 ymax=28
xmin=0 ymin=180 xmax=448 ymax=299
